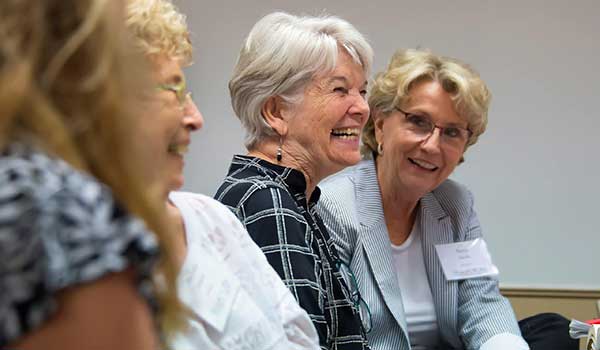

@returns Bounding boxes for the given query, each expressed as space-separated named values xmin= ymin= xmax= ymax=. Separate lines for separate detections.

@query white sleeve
xmin=211 ymin=196 xmax=320 ymax=349
xmin=172 ymin=191 xmax=320 ymax=350
xmin=222 ymin=202 xmax=321 ymax=350
xmin=480 ymin=332 xmax=530 ymax=350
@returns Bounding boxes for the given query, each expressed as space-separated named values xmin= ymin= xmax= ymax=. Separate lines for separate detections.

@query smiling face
xmin=139 ymin=55 xmax=203 ymax=197
xmin=375 ymin=79 xmax=467 ymax=201
xmin=282 ymin=50 xmax=369 ymax=180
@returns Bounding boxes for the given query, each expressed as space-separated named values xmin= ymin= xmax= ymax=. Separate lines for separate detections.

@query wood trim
xmin=501 ymin=287 xmax=600 ymax=299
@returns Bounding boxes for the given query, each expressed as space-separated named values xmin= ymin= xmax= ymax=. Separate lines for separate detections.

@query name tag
xmin=434 ymin=238 xmax=499 ymax=281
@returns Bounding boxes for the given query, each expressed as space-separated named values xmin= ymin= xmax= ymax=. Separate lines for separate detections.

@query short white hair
xmin=229 ymin=11 xmax=374 ymax=149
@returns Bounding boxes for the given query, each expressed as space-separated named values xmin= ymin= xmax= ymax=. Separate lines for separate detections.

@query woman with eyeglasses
xmin=126 ymin=2 xmax=320 ymax=349
xmin=317 ymin=49 xmax=575 ymax=350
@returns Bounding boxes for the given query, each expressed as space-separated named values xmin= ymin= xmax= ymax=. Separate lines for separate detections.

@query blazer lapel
xmin=354 ymin=160 xmax=409 ymax=335
xmin=419 ymin=193 xmax=461 ymax=348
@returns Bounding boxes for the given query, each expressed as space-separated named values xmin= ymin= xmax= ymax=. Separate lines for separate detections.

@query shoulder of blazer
xmin=425 ymin=178 xmax=475 ymax=234
xmin=318 ymin=164 xmax=363 ymax=256
xmin=319 ymin=160 xmax=380 ymax=222
xmin=319 ymin=164 xmax=360 ymax=215
xmin=317 ymin=166 xmax=356 ymax=221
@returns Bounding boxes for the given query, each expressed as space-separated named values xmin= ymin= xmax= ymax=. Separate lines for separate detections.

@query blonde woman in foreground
xmin=0 ymin=0 xmax=183 ymax=349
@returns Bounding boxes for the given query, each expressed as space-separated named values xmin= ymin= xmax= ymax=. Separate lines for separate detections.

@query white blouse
xmin=390 ymin=222 xmax=440 ymax=350
xmin=169 ymin=191 xmax=319 ymax=350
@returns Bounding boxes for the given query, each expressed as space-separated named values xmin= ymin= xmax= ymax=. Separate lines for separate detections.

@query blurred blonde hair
xmin=126 ymin=0 xmax=192 ymax=64
xmin=363 ymin=48 xmax=491 ymax=163
xmin=0 ymin=0 xmax=183 ymax=338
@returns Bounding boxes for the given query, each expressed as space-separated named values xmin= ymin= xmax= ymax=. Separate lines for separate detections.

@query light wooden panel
xmin=501 ymin=288 xmax=600 ymax=350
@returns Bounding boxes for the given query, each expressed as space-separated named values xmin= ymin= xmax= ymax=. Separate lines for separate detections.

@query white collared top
xmin=169 ymin=191 xmax=319 ymax=350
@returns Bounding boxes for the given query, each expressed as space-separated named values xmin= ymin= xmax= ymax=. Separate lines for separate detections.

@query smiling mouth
xmin=331 ymin=128 xmax=360 ymax=139
xmin=408 ymin=158 xmax=438 ymax=171
xmin=167 ymin=144 xmax=188 ymax=156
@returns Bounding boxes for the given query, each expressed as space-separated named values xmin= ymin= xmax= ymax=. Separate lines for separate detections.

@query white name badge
xmin=434 ymin=238 xmax=499 ymax=281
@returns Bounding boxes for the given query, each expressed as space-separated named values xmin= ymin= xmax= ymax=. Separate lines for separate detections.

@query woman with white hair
xmin=215 ymin=12 xmax=373 ymax=349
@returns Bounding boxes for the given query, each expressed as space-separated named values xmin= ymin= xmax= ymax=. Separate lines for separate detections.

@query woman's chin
xmin=328 ymin=137 xmax=362 ymax=160
xmin=330 ymin=135 xmax=361 ymax=149
xmin=326 ymin=152 xmax=362 ymax=173
xmin=166 ymin=174 xmax=184 ymax=194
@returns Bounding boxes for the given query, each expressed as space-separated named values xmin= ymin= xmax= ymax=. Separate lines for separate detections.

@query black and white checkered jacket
xmin=215 ymin=155 xmax=370 ymax=350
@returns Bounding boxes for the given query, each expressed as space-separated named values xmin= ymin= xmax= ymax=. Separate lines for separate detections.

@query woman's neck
xmin=376 ymin=158 xmax=420 ymax=246
xmin=248 ymin=141 xmax=322 ymax=201
xmin=165 ymin=199 xmax=187 ymax=269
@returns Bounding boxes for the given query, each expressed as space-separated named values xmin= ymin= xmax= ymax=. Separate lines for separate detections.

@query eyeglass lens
xmin=397 ymin=108 xmax=470 ymax=148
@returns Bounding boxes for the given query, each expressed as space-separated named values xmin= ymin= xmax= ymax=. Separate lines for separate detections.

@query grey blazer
xmin=317 ymin=159 xmax=524 ymax=350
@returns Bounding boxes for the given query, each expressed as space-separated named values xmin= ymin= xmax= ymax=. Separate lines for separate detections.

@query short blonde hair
xmin=126 ymin=0 xmax=192 ymax=63
xmin=229 ymin=11 xmax=373 ymax=149
xmin=363 ymin=49 xmax=491 ymax=162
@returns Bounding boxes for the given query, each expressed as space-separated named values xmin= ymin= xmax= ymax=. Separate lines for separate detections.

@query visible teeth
xmin=335 ymin=135 xmax=356 ymax=139
xmin=331 ymin=128 xmax=360 ymax=137
xmin=168 ymin=144 xmax=188 ymax=156
xmin=411 ymin=158 xmax=437 ymax=170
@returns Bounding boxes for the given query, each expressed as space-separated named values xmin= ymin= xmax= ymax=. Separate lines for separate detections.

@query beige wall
xmin=502 ymin=287 xmax=600 ymax=321
xmin=502 ymin=288 xmax=600 ymax=350
xmin=182 ymin=0 xmax=600 ymax=291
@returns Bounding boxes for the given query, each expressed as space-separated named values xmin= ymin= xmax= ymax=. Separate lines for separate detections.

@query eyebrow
xmin=405 ymin=110 xmax=468 ymax=128
xmin=327 ymin=76 xmax=368 ymax=88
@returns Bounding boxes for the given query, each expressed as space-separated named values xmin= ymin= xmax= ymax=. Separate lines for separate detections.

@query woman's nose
xmin=182 ymin=94 xmax=204 ymax=131
xmin=348 ymin=92 xmax=370 ymax=124
xmin=420 ymin=127 xmax=443 ymax=153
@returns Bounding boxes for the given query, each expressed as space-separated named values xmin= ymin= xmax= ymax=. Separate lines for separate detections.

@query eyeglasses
xmin=157 ymin=79 xmax=191 ymax=107
xmin=336 ymin=260 xmax=373 ymax=333
xmin=395 ymin=107 xmax=472 ymax=149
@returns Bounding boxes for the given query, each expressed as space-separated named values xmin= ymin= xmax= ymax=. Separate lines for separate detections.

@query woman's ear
xmin=261 ymin=96 xmax=288 ymax=137
xmin=373 ymin=110 xmax=386 ymax=144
